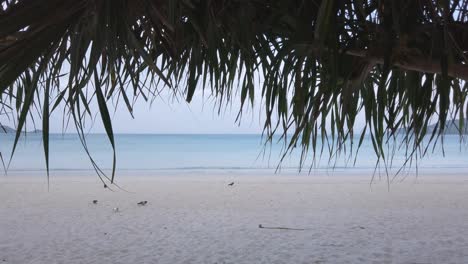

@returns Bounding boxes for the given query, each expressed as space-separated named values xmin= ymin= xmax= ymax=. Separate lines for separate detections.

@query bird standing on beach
xmin=92 ymin=200 xmax=98 ymax=204
xmin=228 ymin=182 xmax=235 ymax=186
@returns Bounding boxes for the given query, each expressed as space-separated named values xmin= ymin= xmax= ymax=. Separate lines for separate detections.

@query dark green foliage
xmin=1 ymin=0 xmax=468 ymax=183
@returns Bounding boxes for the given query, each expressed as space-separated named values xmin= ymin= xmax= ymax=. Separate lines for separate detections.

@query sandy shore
xmin=1 ymin=174 xmax=468 ymax=264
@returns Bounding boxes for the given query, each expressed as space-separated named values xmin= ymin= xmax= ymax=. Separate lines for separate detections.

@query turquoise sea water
xmin=0 ymin=133 xmax=467 ymax=177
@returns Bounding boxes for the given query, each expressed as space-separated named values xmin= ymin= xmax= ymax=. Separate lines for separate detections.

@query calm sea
xmin=0 ymin=133 xmax=467 ymax=177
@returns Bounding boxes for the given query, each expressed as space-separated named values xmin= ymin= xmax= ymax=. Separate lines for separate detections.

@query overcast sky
xmin=0 ymin=80 xmax=270 ymax=134
xmin=45 ymin=89 xmax=266 ymax=134
xmin=2 ymin=85 xmax=368 ymax=134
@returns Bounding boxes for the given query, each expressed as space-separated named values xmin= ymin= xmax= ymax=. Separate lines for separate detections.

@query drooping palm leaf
xmin=1 ymin=0 xmax=468 ymax=184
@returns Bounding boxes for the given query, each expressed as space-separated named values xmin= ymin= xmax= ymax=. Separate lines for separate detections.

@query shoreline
xmin=3 ymin=171 xmax=468 ymax=186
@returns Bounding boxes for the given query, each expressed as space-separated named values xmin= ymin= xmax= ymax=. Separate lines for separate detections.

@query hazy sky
xmin=46 ymin=89 xmax=266 ymax=134
xmin=2 ymin=84 xmax=368 ymax=135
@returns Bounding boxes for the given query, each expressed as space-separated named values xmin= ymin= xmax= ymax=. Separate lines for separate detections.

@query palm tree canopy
xmin=1 ymin=0 xmax=468 ymax=183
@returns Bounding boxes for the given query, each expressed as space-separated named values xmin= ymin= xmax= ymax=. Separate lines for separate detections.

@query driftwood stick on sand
xmin=258 ymin=224 xmax=308 ymax=231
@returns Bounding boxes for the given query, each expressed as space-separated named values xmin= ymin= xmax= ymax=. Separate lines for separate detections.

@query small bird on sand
xmin=92 ymin=200 xmax=98 ymax=204
xmin=228 ymin=182 xmax=235 ymax=186
xmin=137 ymin=201 xmax=148 ymax=206
xmin=113 ymin=207 xmax=119 ymax=212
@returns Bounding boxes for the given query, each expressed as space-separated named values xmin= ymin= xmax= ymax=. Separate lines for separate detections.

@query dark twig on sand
xmin=258 ymin=224 xmax=308 ymax=231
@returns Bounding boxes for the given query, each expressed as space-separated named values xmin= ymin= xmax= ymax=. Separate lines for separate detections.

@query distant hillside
xmin=431 ymin=119 xmax=468 ymax=134
xmin=396 ymin=119 xmax=468 ymax=135
xmin=0 ymin=125 xmax=15 ymax=133
xmin=0 ymin=125 xmax=42 ymax=134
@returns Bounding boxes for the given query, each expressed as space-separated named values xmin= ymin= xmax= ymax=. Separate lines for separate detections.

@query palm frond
xmin=1 ymin=0 xmax=468 ymax=182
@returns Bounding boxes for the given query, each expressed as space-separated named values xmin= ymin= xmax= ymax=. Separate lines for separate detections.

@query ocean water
xmin=0 ymin=133 xmax=467 ymax=177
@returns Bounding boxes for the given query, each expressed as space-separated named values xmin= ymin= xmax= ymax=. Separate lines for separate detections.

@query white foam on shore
xmin=1 ymin=175 xmax=468 ymax=263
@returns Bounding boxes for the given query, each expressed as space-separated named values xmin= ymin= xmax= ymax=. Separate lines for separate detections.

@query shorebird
xmin=113 ymin=207 xmax=119 ymax=212
xmin=92 ymin=200 xmax=98 ymax=204
xmin=137 ymin=201 xmax=148 ymax=206
xmin=228 ymin=182 xmax=235 ymax=186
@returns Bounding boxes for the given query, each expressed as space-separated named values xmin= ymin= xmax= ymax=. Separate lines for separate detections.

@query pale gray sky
xmin=47 ymin=89 xmax=265 ymax=134
xmin=2 ymin=84 xmax=369 ymax=135
xmin=0 ymin=83 xmax=266 ymax=134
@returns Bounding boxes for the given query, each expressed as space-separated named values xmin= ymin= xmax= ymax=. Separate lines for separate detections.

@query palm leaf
xmin=0 ymin=0 xmax=468 ymax=181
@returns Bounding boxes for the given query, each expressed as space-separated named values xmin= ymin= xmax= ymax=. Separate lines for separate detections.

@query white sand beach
xmin=1 ymin=174 xmax=468 ymax=264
